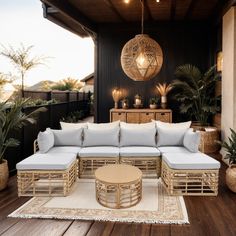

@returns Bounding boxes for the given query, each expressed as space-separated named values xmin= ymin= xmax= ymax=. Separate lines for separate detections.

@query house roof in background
xmin=41 ymin=0 xmax=236 ymax=38
xmin=80 ymin=73 xmax=94 ymax=83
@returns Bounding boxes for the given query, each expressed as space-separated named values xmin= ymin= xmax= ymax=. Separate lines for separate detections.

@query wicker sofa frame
xmin=17 ymin=159 xmax=78 ymax=197
xmin=161 ymin=160 xmax=219 ymax=196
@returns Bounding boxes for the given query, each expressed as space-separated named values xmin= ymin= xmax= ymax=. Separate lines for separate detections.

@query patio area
xmin=1 ymin=154 xmax=236 ymax=236
xmin=1 ymin=0 xmax=236 ymax=235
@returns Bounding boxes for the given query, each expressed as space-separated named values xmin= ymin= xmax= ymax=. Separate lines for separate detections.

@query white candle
xmin=135 ymin=98 xmax=141 ymax=105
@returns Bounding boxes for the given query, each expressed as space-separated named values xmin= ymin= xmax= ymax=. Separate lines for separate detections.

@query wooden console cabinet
xmin=110 ymin=109 xmax=172 ymax=123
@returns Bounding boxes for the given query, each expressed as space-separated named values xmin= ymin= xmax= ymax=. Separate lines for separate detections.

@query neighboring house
xmin=79 ymin=73 xmax=94 ymax=93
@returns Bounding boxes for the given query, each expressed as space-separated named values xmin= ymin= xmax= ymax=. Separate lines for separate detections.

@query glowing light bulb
xmin=124 ymin=0 xmax=130 ymax=3
xmin=156 ymin=0 xmax=160 ymax=2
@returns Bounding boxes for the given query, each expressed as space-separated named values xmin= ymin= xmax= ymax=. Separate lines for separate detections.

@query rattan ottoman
xmin=95 ymin=164 xmax=142 ymax=209
xmin=17 ymin=154 xmax=78 ymax=197
xmin=161 ymin=153 xmax=220 ymax=196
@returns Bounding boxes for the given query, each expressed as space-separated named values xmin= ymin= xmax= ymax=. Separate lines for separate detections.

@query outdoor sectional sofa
xmin=16 ymin=120 xmax=221 ymax=197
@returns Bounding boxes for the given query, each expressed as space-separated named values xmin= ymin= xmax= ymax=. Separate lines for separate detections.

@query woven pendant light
xmin=120 ymin=0 xmax=163 ymax=81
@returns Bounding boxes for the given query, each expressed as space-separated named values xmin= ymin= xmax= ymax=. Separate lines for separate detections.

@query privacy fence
xmin=6 ymin=91 xmax=91 ymax=173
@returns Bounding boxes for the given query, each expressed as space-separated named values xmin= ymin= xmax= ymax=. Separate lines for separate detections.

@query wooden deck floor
xmin=0 ymin=154 xmax=236 ymax=236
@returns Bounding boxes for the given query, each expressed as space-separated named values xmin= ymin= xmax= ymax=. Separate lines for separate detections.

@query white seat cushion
xmin=158 ymin=146 xmax=192 ymax=154
xmin=16 ymin=153 xmax=77 ymax=170
xmin=162 ymin=153 xmax=221 ymax=170
xmin=79 ymin=146 xmax=119 ymax=157
xmin=47 ymin=146 xmax=81 ymax=154
xmin=120 ymin=146 xmax=161 ymax=157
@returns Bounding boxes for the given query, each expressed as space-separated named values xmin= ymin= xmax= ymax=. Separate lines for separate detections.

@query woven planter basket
xmin=191 ymin=124 xmax=220 ymax=154
xmin=226 ymin=166 xmax=236 ymax=193
xmin=0 ymin=159 xmax=9 ymax=191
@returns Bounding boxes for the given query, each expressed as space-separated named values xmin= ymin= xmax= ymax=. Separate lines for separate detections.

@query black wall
xmin=95 ymin=22 xmax=217 ymax=122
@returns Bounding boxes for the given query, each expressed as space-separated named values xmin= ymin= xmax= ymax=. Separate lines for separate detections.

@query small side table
xmin=95 ymin=164 xmax=142 ymax=209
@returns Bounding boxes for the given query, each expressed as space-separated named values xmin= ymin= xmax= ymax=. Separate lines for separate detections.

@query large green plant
xmin=172 ymin=64 xmax=220 ymax=126
xmin=221 ymin=129 xmax=236 ymax=165
xmin=0 ymin=99 xmax=46 ymax=163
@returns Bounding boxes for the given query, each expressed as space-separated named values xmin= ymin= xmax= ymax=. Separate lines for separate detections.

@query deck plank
xmin=63 ymin=220 xmax=93 ymax=236
xmin=0 ymin=154 xmax=236 ymax=236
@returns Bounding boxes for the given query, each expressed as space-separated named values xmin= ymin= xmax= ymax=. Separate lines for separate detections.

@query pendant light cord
xmin=140 ymin=0 xmax=144 ymax=34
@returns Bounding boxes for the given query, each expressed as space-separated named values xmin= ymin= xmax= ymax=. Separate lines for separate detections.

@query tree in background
xmin=1 ymin=44 xmax=47 ymax=97
xmin=51 ymin=77 xmax=84 ymax=91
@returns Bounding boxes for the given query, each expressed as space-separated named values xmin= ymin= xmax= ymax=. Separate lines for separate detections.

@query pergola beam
xmin=184 ymin=0 xmax=197 ymax=20
xmin=104 ymin=0 xmax=126 ymax=22
xmin=41 ymin=0 xmax=97 ymax=35
xmin=170 ymin=0 xmax=176 ymax=21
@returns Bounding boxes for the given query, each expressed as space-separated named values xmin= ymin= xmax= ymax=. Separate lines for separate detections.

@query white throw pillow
xmin=87 ymin=121 xmax=120 ymax=130
xmin=157 ymin=125 xmax=189 ymax=147
xmin=37 ymin=128 xmax=54 ymax=153
xmin=60 ymin=121 xmax=87 ymax=130
xmin=155 ymin=120 xmax=191 ymax=129
xmin=52 ymin=129 xmax=83 ymax=146
xmin=120 ymin=124 xmax=156 ymax=147
xmin=83 ymin=128 xmax=119 ymax=146
xmin=183 ymin=129 xmax=200 ymax=152
xmin=120 ymin=121 xmax=155 ymax=130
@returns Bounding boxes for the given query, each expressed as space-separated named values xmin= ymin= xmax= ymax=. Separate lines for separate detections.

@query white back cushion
xmin=83 ymin=128 xmax=119 ymax=147
xmin=60 ymin=121 xmax=87 ymax=130
xmin=156 ymin=121 xmax=191 ymax=147
xmin=183 ymin=129 xmax=200 ymax=152
xmin=120 ymin=121 xmax=155 ymax=129
xmin=120 ymin=122 xmax=156 ymax=147
xmin=87 ymin=121 xmax=120 ymax=130
xmin=52 ymin=129 xmax=83 ymax=146
xmin=157 ymin=126 xmax=188 ymax=147
xmin=37 ymin=128 xmax=54 ymax=153
xmin=155 ymin=120 xmax=191 ymax=129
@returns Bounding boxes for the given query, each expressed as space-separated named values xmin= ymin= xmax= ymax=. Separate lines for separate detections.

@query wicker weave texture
xmin=120 ymin=157 xmax=161 ymax=178
xmin=161 ymin=161 xmax=219 ymax=196
xmin=0 ymin=160 xmax=9 ymax=191
xmin=198 ymin=130 xmax=220 ymax=154
xmin=95 ymin=178 xmax=142 ymax=209
xmin=121 ymin=34 xmax=163 ymax=81
xmin=17 ymin=160 xmax=78 ymax=197
xmin=79 ymin=157 xmax=119 ymax=178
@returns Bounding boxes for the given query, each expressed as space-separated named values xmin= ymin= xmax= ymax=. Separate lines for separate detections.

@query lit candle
xmin=135 ymin=98 xmax=141 ymax=105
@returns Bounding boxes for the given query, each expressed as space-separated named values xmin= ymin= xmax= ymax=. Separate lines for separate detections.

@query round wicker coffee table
xmin=95 ymin=164 xmax=142 ymax=209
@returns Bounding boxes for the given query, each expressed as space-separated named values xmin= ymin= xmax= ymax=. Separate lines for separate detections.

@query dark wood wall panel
xmin=96 ymin=23 xmax=214 ymax=123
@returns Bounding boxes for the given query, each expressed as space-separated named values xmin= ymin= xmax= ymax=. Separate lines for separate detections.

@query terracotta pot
xmin=0 ymin=159 xmax=9 ymax=191
xmin=226 ymin=165 xmax=236 ymax=193
xmin=149 ymin=104 xmax=157 ymax=109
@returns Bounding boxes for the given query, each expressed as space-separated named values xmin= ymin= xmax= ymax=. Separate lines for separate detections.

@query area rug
xmin=9 ymin=179 xmax=189 ymax=224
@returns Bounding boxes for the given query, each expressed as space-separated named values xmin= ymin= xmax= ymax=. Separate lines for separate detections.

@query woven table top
xmin=95 ymin=164 xmax=142 ymax=184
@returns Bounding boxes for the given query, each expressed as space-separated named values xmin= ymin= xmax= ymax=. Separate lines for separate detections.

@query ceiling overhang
xmin=41 ymin=0 xmax=236 ymax=38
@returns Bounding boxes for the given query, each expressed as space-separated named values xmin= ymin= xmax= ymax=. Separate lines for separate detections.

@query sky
xmin=0 ymin=0 xmax=94 ymax=86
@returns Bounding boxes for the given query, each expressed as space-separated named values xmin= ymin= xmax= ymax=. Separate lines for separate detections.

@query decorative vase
xmin=0 ymin=159 xmax=9 ymax=191
xmin=149 ymin=104 xmax=157 ymax=109
xmin=161 ymin=95 xmax=167 ymax=103
xmin=226 ymin=165 xmax=236 ymax=193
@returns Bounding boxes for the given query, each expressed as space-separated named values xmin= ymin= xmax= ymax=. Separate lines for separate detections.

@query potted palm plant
xmin=172 ymin=64 xmax=220 ymax=127
xmin=0 ymin=99 xmax=46 ymax=190
xmin=172 ymin=64 xmax=220 ymax=153
xmin=220 ymin=128 xmax=236 ymax=193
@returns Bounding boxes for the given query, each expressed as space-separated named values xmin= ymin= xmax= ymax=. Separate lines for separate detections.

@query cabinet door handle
xmin=118 ymin=113 xmax=122 ymax=115
xmin=146 ymin=113 xmax=149 ymax=115
xmin=161 ymin=113 xmax=165 ymax=115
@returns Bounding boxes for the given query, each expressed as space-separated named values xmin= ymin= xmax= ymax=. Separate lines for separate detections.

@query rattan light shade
xmin=121 ymin=34 xmax=163 ymax=81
